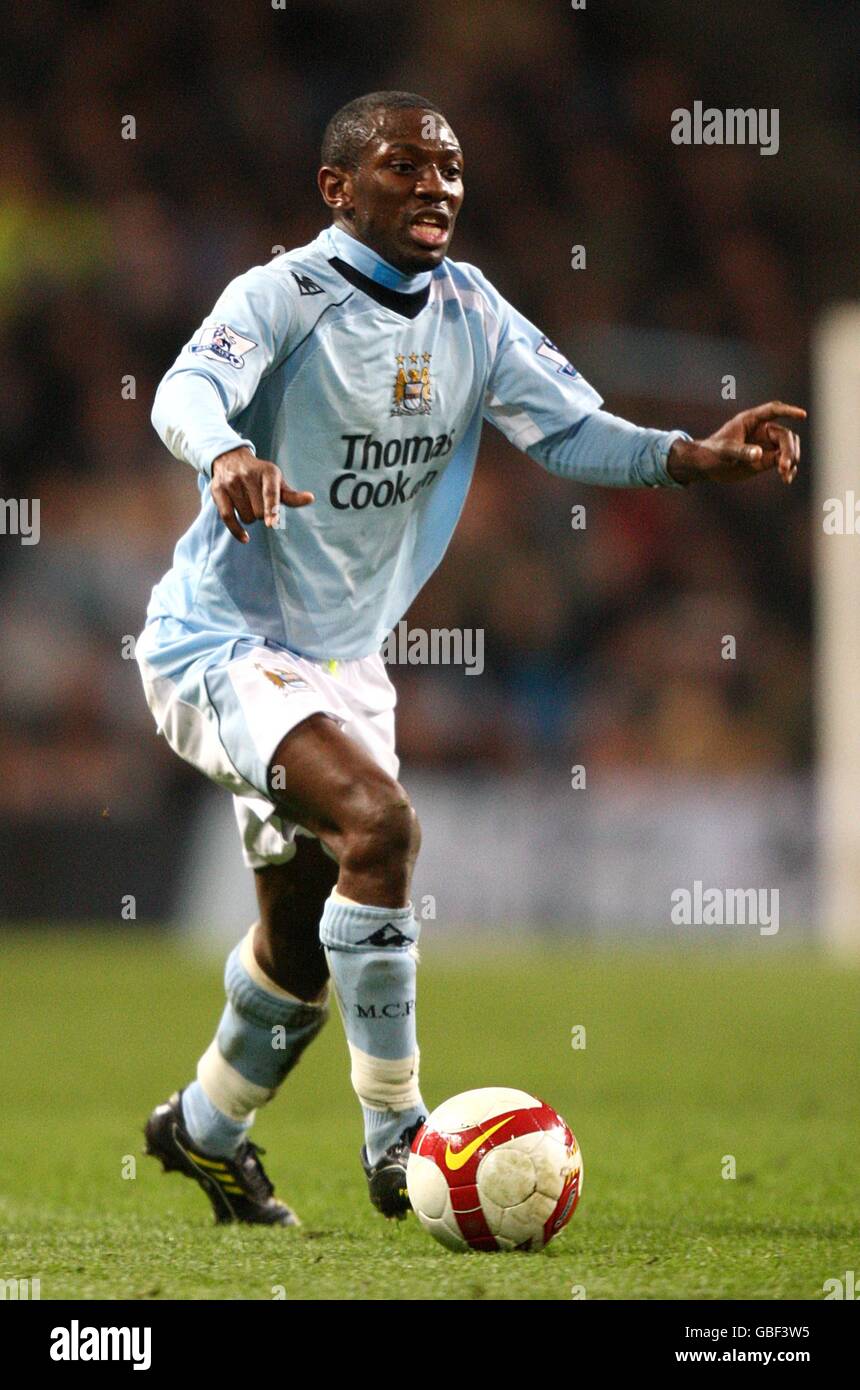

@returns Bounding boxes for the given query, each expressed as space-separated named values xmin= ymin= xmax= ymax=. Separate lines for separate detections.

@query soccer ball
xmin=406 ymin=1087 xmax=583 ymax=1252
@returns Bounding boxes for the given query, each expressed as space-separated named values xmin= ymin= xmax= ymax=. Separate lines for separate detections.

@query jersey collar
xmin=321 ymin=225 xmax=433 ymax=294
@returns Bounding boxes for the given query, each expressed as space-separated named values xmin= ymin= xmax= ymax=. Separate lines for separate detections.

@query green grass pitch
xmin=1 ymin=930 xmax=857 ymax=1300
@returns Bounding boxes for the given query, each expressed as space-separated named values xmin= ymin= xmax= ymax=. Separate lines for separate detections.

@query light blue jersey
xmin=147 ymin=224 xmax=686 ymax=660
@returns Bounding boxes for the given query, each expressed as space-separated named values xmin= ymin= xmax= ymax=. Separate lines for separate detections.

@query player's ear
xmin=318 ymin=165 xmax=354 ymax=216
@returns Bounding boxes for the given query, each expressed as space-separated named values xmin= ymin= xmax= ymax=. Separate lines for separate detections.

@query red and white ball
xmin=407 ymin=1087 xmax=583 ymax=1252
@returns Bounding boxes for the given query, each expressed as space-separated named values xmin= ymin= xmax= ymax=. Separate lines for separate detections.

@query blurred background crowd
xmin=1 ymin=0 xmax=856 ymax=918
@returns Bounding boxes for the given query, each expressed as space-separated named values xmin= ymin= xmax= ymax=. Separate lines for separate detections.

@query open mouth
xmin=408 ymin=210 xmax=450 ymax=248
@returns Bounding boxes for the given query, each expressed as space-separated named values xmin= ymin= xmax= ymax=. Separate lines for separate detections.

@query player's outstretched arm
xmin=666 ymin=402 xmax=806 ymax=486
xmin=470 ymin=265 xmax=806 ymax=492
xmin=211 ymin=446 xmax=314 ymax=544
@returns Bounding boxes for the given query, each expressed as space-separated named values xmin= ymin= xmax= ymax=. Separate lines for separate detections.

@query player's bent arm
xmin=150 ymin=263 xmax=316 ymax=539
xmin=467 ymin=265 xmax=803 ymax=490
xmin=470 ymin=268 xmax=686 ymax=488
xmin=151 ymin=371 xmax=257 ymax=478
xmin=151 ymin=264 xmax=296 ymax=479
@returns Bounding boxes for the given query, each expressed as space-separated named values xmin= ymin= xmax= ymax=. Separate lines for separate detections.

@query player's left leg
xmin=259 ymin=711 xmax=427 ymax=1220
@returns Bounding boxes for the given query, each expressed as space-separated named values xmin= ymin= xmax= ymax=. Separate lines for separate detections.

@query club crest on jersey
xmin=191 ymin=323 xmax=258 ymax=369
xmin=255 ymin=663 xmax=310 ymax=693
xmin=391 ymin=352 xmax=432 ymax=416
xmin=536 ymin=336 xmax=579 ymax=378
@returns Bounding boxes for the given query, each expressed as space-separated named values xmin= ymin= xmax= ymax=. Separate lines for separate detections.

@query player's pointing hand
xmin=667 ymin=402 xmax=806 ymax=485
xmin=211 ymin=446 xmax=314 ymax=543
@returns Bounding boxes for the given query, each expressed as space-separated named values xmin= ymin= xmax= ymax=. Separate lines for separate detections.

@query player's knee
xmin=340 ymin=779 xmax=420 ymax=876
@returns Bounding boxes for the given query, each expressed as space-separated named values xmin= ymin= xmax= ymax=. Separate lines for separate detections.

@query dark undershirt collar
xmin=327 ymin=256 xmax=431 ymax=320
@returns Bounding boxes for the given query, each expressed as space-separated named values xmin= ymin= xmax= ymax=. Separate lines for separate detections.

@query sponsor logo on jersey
xmin=535 ymin=335 xmax=579 ymax=378
xmin=329 ymin=429 xmax=456 ymax=511
xmin=340 ymin=430 xmax=455 ymax=471
xmin=392 ymin=352 xmax=432 ymax=416
xmin=330 ymin=468 xmax=440 ymax=511
xmin=190 ymin=323 xmax=258 ymax=369
xmin=255 ymin=663 xmax=310 ymax=693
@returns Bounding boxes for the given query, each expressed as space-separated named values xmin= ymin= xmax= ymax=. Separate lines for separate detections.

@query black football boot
xmin=360 ymin=1117 xmax=426 ymax=1219
xmin=144 ymin=1090 xmax=299 ymax=1227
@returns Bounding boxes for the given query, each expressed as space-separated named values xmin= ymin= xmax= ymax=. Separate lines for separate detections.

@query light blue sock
xmin=181 ymin=940 xmax=328 ymax=1158
xmin=181 ymin=1082 xmax=247 ymax=1158
xmin=319 ymin=896 xmax=426 ymax=1164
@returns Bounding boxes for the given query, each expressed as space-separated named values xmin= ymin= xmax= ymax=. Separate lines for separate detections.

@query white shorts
xmin=135 ymin=619 xmax=399 ymax=868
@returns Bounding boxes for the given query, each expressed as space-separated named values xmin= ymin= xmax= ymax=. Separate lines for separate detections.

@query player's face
xmin=328 ymin=109 xmax=464 ymax=273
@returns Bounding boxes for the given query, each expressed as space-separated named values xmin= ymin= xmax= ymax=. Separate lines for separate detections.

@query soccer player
xmin=138 ymin=90 xmax=804 ymax=1225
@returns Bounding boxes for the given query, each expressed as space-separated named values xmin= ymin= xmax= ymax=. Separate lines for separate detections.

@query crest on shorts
xmin=191 ymin=322 xmax=258 ymax=369
xmin=256 ymin=662 xmax=309 ymax=694
xmin=392 ymin=352 xmax=432 ymax=416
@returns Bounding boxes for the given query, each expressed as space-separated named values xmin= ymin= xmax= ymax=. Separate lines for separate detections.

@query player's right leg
xmin=134 ymin=626 xmax=337 ymax=1224
xmin=145 ymin=837 xmax=338 ymax=1225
